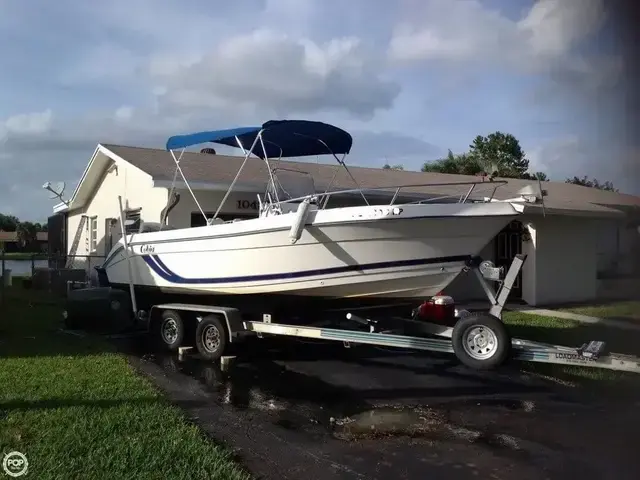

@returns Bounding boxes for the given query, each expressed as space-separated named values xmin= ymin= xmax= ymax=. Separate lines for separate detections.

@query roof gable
xmin=56 ymin=145 xmax=155 ymax=213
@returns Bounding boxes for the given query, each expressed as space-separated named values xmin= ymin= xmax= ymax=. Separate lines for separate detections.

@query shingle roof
xmin=0 ymin=232 xmax=48 ymax=242
xmin=103 ymin=144 xmax=640 ymax=218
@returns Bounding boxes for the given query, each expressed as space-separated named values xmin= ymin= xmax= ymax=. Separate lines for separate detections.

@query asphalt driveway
xmin=122 ymin=336 xmax=640 ymax=480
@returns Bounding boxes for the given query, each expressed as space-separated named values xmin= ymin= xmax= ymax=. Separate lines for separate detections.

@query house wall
xmin=595 ymin=218 xmax=640 ymax=277
xmin=66 ymin=160 xmax=167 ymax=272
xmin=522 ymin=215 xmax=599 ymax=306
xmin=521 ymin=221 xmax=537 ymax=304
xmin=167 ymin=189 xmax=262 ymax=228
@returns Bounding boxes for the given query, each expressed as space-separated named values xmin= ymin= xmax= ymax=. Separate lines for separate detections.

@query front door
xmin=494 ymin=220 xmax=523 ymax=300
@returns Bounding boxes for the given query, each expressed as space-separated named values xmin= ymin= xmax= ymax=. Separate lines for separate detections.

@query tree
xmin=421 ymin=150 xmax=483 ymax=175
xmin=565 ymin=176 xmax=618 ymax=192
xmin=0 ymin=214 xmax=19 ymax=231
xmin=382 ymin=163 xmax=404 ymax=170
xmin=0 ymin=215 xmax=48 ymax=232
xmin=519 ymin=171 xmax=549 ymax=181
xmin=468 ymin=132 xmax=529 ymax=178
xmin=420 ymin=133 xmax=542 ymax=179
xmin=16 ymin=221 xmax=38 ymax=249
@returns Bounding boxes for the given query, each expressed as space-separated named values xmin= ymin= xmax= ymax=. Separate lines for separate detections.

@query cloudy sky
xmin=0 ymin=0 xmax=634 ymax=221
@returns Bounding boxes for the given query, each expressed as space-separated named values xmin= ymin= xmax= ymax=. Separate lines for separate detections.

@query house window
xmin=90 ymin=217 xmax=98 ymax=252
xmin=124 ymin=209 xmax=141 ymax=234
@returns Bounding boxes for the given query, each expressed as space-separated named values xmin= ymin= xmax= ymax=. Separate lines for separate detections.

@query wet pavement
xmin=117 ymin=335 xmax=640 ymax=480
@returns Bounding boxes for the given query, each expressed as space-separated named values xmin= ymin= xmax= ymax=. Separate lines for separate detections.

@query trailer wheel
xmin=452 ymin=313 xmax=510 ymax=370
xmin=195 ymin=315 xmax=227 ymax=361
xmin=156 ymin=310 xmax=185 ymax=351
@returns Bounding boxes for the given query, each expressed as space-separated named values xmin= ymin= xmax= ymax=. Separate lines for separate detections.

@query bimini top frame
xmin=163 ymin=119 xmax=521 ymax=226
xmin=166 ymin=119 xmax=353 ymax=158
xmin=164 ymin=119 xmax=369 ymax=223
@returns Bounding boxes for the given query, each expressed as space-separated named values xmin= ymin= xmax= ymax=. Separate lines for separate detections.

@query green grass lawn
xmin=503 ymin=310 xmax=640 ymax=386
xmin=0 ymin=287 xmax=251 ymax=480
xmin=558 ymin=300 xmax=640 ymax=321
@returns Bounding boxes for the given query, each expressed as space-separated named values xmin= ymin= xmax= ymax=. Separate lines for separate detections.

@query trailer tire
xmin=195 ymin=315 xmax=227 ymax=361
xmin=156 ymin=310 xmax=185 ymax=351
xmin=452 ymin=313 xmax=510 ymax=370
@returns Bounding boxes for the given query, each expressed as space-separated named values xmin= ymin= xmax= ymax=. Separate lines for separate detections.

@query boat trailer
xmin=235 ymin=254 xmax=640 ymax=373
xmin=64 ymin=247 xmax=640 ymax=374
xmin=111 ymin=253 xmax=640 ymax=374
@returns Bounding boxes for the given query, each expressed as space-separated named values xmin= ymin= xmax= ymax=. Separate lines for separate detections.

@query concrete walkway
xmin=460 ymin=302 xmax=640 ymax=332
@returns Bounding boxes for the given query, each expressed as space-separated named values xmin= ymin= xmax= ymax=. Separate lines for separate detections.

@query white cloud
xmin=58 ymin=43 xmax=141 ymax=87
xmin=526 ymin=135 xmax=583 ymax=175
xmin=3 ymin=109 xmax=53 ymax=135
xmin=0 ymin=0 xmax=635 ymax=220
xmin=527 ymin=134 xmax=639 ymax=195
xmin=148 ymin=29 xmax=400 ymax=119
xmin=114 ymin=106 xmax=134 ymax=122
xmin=388 ymin=0 xmax=617 ymax=88
xmin=389 ymin=0 xmax=520 ymax=64
xmin=518 ymin=0 xmax=606 ymax=57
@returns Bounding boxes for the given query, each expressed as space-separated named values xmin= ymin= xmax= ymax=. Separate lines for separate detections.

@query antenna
xmin=42 ymin=181 xmax=69 ymax=205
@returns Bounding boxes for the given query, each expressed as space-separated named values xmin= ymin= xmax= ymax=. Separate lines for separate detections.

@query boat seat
xmin=138 ymin=221 xmax=177 ymax=233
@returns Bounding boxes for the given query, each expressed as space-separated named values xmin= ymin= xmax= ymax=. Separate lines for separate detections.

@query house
xmin=0 ymin=231 xmax=48 ymax=253
xmin=49 ymin=143 xmax=640 ymax=306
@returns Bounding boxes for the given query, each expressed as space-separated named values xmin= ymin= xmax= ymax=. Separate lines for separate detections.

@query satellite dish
xmin=42 ymin=181 xmax=69 ymax=204
xmin=48 ymin=182 xmax=65 ymax=199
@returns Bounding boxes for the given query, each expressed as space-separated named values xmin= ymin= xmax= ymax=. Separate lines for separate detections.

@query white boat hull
xmin=101 ymin=202 xmax=520 ymax=303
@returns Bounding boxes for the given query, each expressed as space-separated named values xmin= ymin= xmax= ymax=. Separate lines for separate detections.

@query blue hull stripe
xmin=140 ymin=254 xmax=472 ymax=285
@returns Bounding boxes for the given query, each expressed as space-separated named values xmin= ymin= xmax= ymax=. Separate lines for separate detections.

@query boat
xmin=98 ymin=119 xmax=527 ymax=315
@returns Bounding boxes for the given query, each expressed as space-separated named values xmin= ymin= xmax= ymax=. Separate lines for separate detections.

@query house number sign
xmin=236 ymin=200 xmax=259 ymax=210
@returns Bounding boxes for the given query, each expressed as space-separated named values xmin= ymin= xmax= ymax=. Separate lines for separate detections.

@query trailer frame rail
xmin=243 ymin=320 xmax=640 ymax=373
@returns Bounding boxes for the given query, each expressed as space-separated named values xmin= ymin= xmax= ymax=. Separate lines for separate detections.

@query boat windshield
xmin=267 ymin=168 xmax=317 ymax=202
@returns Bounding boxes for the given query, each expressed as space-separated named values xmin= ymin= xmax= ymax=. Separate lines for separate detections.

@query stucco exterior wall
xmin=595 ymin=218 xmax=640 ymax=277
xmin=167 ymin=189 xmax=261 ymax=228
xmin=66 ymin=159 xmax=167 ymax=271
xmin=522 ymin=215 xmax=598 ymax=306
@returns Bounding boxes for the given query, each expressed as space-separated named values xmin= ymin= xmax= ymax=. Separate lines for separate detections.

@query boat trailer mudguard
xmin=63 ymin=287 xmax=135 ymax=334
